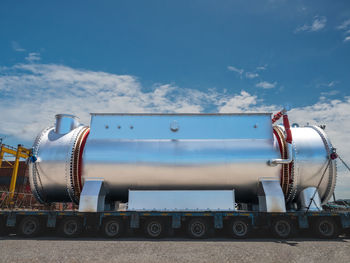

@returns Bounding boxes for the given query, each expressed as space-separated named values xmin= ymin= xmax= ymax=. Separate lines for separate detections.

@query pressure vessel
xmin=29 ymin=113 xmax=336 ymax=205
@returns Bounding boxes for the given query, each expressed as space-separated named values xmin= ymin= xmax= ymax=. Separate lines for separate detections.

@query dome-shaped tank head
xmin=55 ymin=114 xmax=80 ymax=134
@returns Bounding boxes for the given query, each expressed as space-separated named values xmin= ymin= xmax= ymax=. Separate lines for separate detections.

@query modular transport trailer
xmin=1 ymin=110 xmax=350 ymax=239
xmin=2 ymin=208 xmax=350 ymax=239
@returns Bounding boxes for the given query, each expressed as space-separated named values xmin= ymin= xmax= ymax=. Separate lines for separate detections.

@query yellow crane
xmin=0 ymin=142 xmax=31 ymax=202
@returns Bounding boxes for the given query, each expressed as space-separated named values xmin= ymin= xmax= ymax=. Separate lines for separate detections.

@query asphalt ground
xmin=1 ymin=235 xmax=350 ymax=263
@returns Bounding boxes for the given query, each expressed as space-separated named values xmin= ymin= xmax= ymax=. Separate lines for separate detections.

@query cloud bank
xmin=1 ymin=61 xmax=350 ymax=198
xmin=295 ymin=16 xmax=327 ymax=33
xmin=337 ymin=18 xmax=350 ymax=42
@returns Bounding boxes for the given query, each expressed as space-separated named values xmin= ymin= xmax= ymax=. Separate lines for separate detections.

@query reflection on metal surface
xmin=127 ymin=190 xmax=236 ymax=211
xmin=83 ymin=114 xmax=280 ymax=203
xmin=258 ymin=179 xmax=286 ymax=212
xmin=78 ymin=178 xmax=106 ymax=212
xmin=299 ymin=187 xmax=322 ymax=211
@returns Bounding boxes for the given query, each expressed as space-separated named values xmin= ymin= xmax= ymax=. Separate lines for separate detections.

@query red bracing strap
xmin=272 ymin=111 xmax=283 ymax=124
xmin=283 ymin=114 xmax=293 ymax=144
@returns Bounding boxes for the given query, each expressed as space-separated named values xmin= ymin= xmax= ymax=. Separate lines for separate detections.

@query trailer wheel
xmin=17 ymin=216 xmax=41 ymax=237
xmin=230 ymin=219 xmax=250 ymax=239
xmin=144 ymin=218 xmax=164 ymax=238
xmin=187 ymin=218 xmax=208 ymax=239
xmin=102 ymin=218 xmax=123 ymax=238
xmin=60 ymin=217 xmax=83 ymax=238
xmin=272 ymin=218 xmax=293 ymax=239
xmin=313 ymin=218 xmax=339 ymax=239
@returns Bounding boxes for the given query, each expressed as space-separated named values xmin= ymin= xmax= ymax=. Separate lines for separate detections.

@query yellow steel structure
xmin=0 ymin=143 xmax=31 ymax=202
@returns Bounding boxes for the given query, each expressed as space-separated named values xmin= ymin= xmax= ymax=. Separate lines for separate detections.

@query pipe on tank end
xmin=55 ymin=114 xmax=80 ymax=134
xmin=268 ymin=143 xmax=293 ymax=166
xmin=269 ymin=109 xmax=293 ymax=166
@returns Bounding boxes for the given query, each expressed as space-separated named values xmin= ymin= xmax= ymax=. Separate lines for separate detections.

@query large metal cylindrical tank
xmin=28 ymin=113 xmax=336 ymax=206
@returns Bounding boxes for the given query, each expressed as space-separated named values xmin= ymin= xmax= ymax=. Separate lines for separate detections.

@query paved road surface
xmin=1 ymin=236 xmax=350 ymax=263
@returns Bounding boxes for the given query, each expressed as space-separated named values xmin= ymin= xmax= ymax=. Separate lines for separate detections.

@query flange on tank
xmin=28 ymin=112 xmax=337 ymax=212
xmin=29 ymin=114 xmax=90 ymax=204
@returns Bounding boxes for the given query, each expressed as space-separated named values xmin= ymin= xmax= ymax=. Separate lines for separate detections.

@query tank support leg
xmin=299 ymin=187 xmax=322 ymax=211
xmin=78 ymin=178 xmax=106 ymax=212
xmin=258 ymin=179 xmax=286 ymax=212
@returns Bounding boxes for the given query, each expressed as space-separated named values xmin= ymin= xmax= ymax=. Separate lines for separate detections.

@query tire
xmin=313 ymin=218 xmax=339 ymax=239
xmin=144 ymin=218 xmax=165 ymax=238
xmin=59 ymin=217 xmax=83 ymax=238
xmin=102 ymin=218 xmax=123 ymax=238
xmin=272 ymin=218 xmax=293 ymax=239
xmin=17 ymin=216 xmax=41 ymax=237
xmin=230 ymin=219 xmax=250 ymax=239
xmin=187 ymin=218 xmax=208 ymax=239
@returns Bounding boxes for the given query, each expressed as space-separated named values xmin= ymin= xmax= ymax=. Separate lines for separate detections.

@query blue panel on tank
xmin=88 ymin=113 xmax=273 ymax=140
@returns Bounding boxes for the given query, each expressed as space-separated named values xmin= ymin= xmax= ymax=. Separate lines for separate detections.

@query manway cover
xmin=127 ymin=190 xmax=236 ymax=211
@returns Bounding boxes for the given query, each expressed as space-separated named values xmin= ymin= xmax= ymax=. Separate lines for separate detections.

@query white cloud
xmin=295 ymin=16 xmax=327 ymax=33
xmin=321 ymin=90 xmax=339 ymax=97
xmin=0 ymin=62 xmax=215 ymax=141
xmin=1 ymin=61 xmax=350 ymax=198
xmin=337 ymin=19 xmax=350 ymax=30
xmin=11 ymin=41 xmax=26 ymax=52
xmin=228 ymin=65 xmax=268 ymax=82
xmin=227 ymin=65 xmax=244 ymax=76
xmin=256 ymin=65 xmax=268 ymax=71
xmin=335 ymin=19 xmax=350 ymax=42
xmin=25 ymin=52 xmax=41 ymax=62
xmin=256 ymin=81 xmax=277 ymax=89
xmin=328 ymin=81 xmax=337 ymax=87
xmin=245 ymin=72 xmax=259 ymax=79
xmin=219 ymin=91 xmax=260 ymax=113
xmin=317 ymin=81 xmax=339 ymax=89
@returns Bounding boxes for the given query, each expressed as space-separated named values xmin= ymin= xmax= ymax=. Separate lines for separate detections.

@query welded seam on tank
xmin=309 ymin=126 xmax=335 ymax=203
xmin=66 ymin=126 xmax=86 ymax=204
xmin=308 ymin=126 xmax=337 ymax=204
xmin=273 ymin=126 xmax=289 ymax=196
xmin=70 ymin=127 xmax=89 ymax=204
xmin=29 ymin=126 xmax=52 ymax=204
xmin=287 ymin=142 xmax=298 ymax=203
xmin=69 ymin=128 xmax=82 ymax=204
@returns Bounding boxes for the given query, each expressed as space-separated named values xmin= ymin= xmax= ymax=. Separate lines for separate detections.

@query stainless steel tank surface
xmin=29 ymin=113 xmax=337 ymax=205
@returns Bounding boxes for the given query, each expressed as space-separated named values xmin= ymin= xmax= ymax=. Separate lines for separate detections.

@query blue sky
xmin=1 ymin=0 xmax=349 ymax=109
xmin=1 ymin=1 xmax=350 ymax=196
